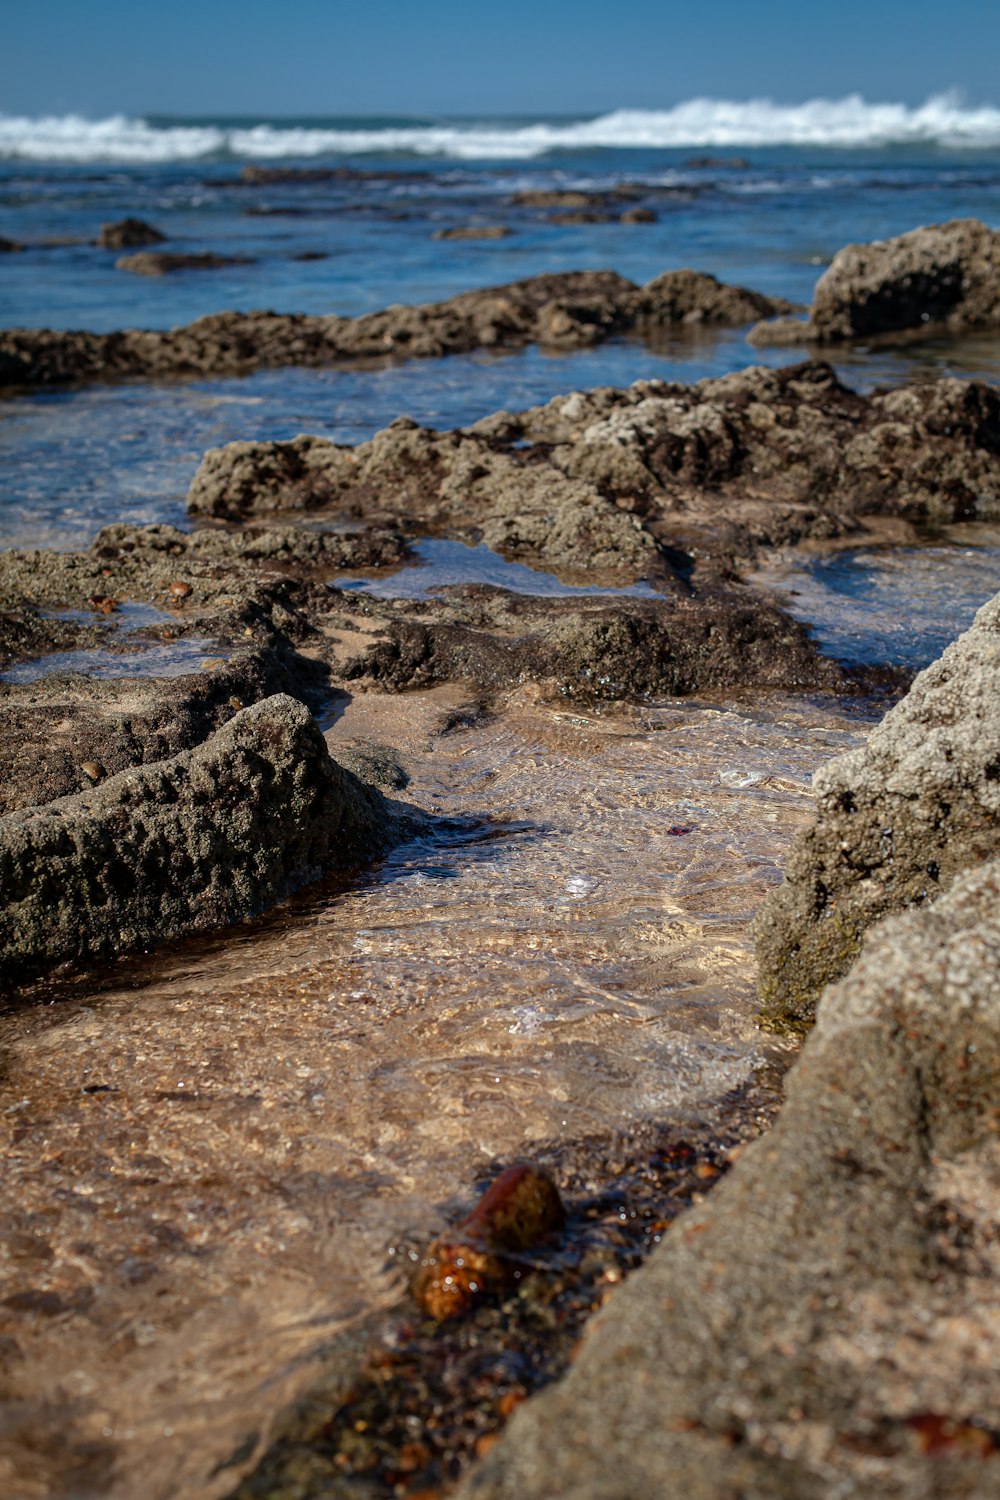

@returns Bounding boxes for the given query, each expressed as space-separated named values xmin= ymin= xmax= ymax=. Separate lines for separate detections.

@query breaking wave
xmin=3 ymin=95 xmax=1000 ymax=163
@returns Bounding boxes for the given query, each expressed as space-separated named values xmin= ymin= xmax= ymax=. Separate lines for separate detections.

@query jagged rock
xmin=459 ymin=855 xmax=1000 ymax=1500
xmin=0 ymin=694 xmax=397 ymax=986
xmin=96 ymin=217 xmax=166 ymax=249
xmin=0 ymin=269 xmax=795 ymax=390
xmin=116 ymin=251 xmax=255 ymax=276
xmin=188 ymin=364 xmax=1000 ymax=564
xmin=756 ymin=590 xmax=1000 ymax=1030
xmin=750 ymin=218 xmax=1000 ymax=345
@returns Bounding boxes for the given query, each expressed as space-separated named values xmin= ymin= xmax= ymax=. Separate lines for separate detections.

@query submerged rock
xmin=0 ymin=694 xmax=397 ymax=987
xmin=750 ymin=217 xmax=1000 ymax=345
xmin=459 ymin=855 xmax=1000 ymax=1499
xmin=116 ymin=250 xmax=256 ymax=276
xmin=756 ymin=589 xmax=1000 ymax=1031
xmin=433 ymin=225 xmax=512 ymax=240
xmin=97 ymin=217 xmax=166 ymax=249
xmin=0 ymin=269 xmax=795 ymax=390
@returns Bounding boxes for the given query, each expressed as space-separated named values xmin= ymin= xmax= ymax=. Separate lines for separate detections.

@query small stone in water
xmin=413 ymin=1162 xmax=565 ymax=1321
xmin=87 ymin=594 xmax=118 ymax=614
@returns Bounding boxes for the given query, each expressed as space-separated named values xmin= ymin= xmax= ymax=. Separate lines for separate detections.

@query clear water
xmin=751 ymin=532 xmax=1000 ymax=669
xmin=2 ymin=600 xmax=228 ymax=681
xmin=334 ymin=537 xmax=662 ymax=599
xmin=0 ymin=686 xmax=871 ymax=1500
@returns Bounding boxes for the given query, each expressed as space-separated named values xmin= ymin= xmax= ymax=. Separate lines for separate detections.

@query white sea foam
xmin=3 ymin=95 xmax=1000 ymax=163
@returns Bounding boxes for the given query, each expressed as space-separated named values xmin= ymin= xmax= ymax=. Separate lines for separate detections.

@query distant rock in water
xmin=750 ymin=217 xmax=1000 ymax=345
xmin=116 ymin=251 xmax=257 ymax=276
xmin=238 ymin=163 xmax=418 ymax=185
xmin=620 ymin=207 xmax=658 ymax=224
xmin=684 ymin=154 xmax=750 ymax=169
xmin=97 ymin=217 xmax=166 ymax=249
xmin=432 ymin=225 xmax=512 ymax=241
xmin=0 ymin=235 xmax=23 ymax=253
xmin=0 ymin=268 xmax=796 ymax=389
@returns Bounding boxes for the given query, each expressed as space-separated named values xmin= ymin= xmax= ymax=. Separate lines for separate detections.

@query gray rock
xmin=756 ymin=590 xmax=1000 ymax=1031
xmin=0 ymin=694 xmax=396 ymax=986
xmin=750 ymin=218 xmax=1000 ymax=345
xmin=460 ymin=855 xmax=1000 ymax=1500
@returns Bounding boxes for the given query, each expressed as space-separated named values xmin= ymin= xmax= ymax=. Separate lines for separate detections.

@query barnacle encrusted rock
xmin=756 ymin=589 xmax=1000 ymax=1031
xmin=750 ymin=217 xmax=1000 ymax=345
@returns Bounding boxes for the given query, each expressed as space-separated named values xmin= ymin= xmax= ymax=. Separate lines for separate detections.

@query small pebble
xmin=87 ymin=594 xmax=118 ymax=614
xmin=80 ymin=761 xmax=103 ymax=781
xmin=168 ymin=580 xmax=192 ymax=600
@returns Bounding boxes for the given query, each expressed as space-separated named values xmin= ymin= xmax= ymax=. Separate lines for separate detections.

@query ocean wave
xmin=3 ymin=95 xmax=1000 ymax=163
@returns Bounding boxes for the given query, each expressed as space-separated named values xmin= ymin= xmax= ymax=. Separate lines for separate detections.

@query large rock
xmin=0 ymin=269 xmax=795 ymax=390
xmin=750 ymin=218 xmax=1000 ymax=345
xmin=756 ymin=590 xmax=1000 ymax=1031
xmin=460 ymin=856 xmax=1000 ymax=1500
xmin=0 ymin=694 xmax=396 ymax=986
xmin=188 ymin=364 xmax=1000 ymax=546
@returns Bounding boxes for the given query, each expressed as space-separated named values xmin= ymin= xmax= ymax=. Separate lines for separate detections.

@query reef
xmin=0 ymin=268 xmax=795 ymax=390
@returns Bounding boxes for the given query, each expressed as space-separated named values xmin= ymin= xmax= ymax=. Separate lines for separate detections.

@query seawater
xmin=2 ymin=113 xmax=1000 ymax=1499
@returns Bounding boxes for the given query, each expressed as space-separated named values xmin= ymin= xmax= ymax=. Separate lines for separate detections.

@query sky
xmin=3 ymin=0 xmax=1000 ymax=117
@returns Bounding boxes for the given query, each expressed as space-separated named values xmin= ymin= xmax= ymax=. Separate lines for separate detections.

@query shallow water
xmin=0 ymin=685 xmax=871 ymax=1499
xmin=334 ymin=537 xmax=662 ymax=600
xmin=751 ymin=528 xmax=1000 ymax=669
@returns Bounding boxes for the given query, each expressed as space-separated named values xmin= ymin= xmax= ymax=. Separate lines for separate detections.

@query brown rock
xmin=96 ymin=217 xmax=166 ymax=249
xmin=116 ymin=251 xmax=256 ymax=276
xmin=433 ymin=225 xmax=512 ymax=241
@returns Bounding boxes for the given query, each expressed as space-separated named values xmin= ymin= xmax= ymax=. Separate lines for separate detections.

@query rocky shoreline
xmin=3 ymin=219 xmax=1000 ymax=1499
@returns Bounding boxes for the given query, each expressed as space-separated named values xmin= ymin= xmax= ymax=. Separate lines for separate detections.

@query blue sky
xmin=4 ymin=0 xmax=1000 ymax=116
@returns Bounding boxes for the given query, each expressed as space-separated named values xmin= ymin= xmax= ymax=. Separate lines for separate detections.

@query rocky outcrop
xmin=0 ymin=235 xmax=23 ymax=253
xmin=116 ymin=251 xmax=254 ymax=276
xmin=459 ymin=854 xmax=1000 ymax=1500
xmin=756 ymin=590 xmax=1000 ymax=1031
xmin=188 ymin=364 xmax=1000 ymax=562
xmin=0 ymin=694 xmax=398 ymax=986
xmin=0 ymin=269 xmax=795 ymax=390
xmin=750 ymin=218 xmax=1000 ymax=345
xmin=97 ymin=217 xmax=166 ymax=249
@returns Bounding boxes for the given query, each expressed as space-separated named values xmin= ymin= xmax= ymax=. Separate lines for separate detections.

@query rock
xmin=413 ymin=1163 xmax=565 ymax=1320
xmin=639 ymin=268 xmax=794 ymax=326
xmin=96 ymin=217 xmax=166 ymax=249
xmin=188 ymin=364 xmax=1000 ymax=548
xmin=433 ymin=226 xmax=512 ymax=240
xmin=237 ymin=164 xmax=417 ymax=185
xmin=620 ymin=207 xmax=657 ymax=224
xmin=756 ymin=589 xmax=1000 ymax=1031
xmin=0 ymin=268 xmax=793 ymax=389
xmin=511 ymin=189 xmax=637 ymax=208
xmin=684 ymin=155 xmax=750 ymax=169
xmin=459 ymin=855 xmax=1000 ymax=1500
xmin=750 ymin=218 xmax=1000 ymax=345
xmin=0 ymin=235 xmax=23 ymax=253
xmin=0 ymin=694 xmax=396 ymax=987
xmin=116 ymin=251 xmax=256 ymax=276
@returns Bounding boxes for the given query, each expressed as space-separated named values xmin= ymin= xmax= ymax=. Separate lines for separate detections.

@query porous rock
xmin=756 ymin=589 xmax=1000 ymax=1030
xmin=0 ymin=269 xmax=794 ymax=390
xmin=750 ymin=217 xmax=1000 ymax=345
xmin=0 ymin=694 xmax=394 ymax=986
xmin=97 ymin=217 xmax=166 ymax=249
xmin=460 ymin=856 xmax=1000 ymax=1500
